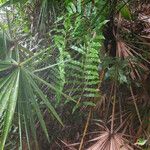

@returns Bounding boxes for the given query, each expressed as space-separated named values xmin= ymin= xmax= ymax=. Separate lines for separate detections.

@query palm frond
xmin=87 ymin=131 xmax=133 ymax=150
xmin=0 ymin=46 xmax=66 ymax=149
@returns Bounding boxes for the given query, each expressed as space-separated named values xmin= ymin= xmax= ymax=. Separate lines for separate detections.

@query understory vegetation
xmin=0 ymin=0 xmax=149 ymax=149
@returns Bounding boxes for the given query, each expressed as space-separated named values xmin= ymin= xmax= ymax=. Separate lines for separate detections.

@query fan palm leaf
xmin=87 ymin=131 xmax=133 ymax=150
xmin=0 ymin=46 xmax=66 ymax=149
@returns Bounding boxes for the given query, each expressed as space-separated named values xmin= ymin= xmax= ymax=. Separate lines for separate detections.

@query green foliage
xmin=118 ymin=1 xmax=132 ymax=20
xmin=0 ymin=31 xmax=11 ymax=60
xmin=101 ymin=57 xmax=131 ymax=84
xmin=51 ymin=1 xmax=107 ymax=112
xmin=136 ymin=138 xmax=147 ymax=146
xmin=0 ymin=45 xmax=65 ymax=149
xmin=2 ymin=0 xmax=145 ymax=149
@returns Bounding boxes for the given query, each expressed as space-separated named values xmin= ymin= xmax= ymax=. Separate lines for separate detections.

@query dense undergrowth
xmin=0 ymin=0 xmax=150 ymax=149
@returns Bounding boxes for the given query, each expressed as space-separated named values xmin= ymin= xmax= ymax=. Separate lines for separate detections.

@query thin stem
xmin=79 ymin=109 xmax=92 ymax=150
xmin=130 ymin=86 xmax=142 ymax=125
xmin=111 ymin=82 xmax=116 ymax=134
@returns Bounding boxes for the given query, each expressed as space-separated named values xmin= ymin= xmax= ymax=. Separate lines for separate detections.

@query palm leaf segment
xmin=0 ymin=50 xmax=63 ymax=150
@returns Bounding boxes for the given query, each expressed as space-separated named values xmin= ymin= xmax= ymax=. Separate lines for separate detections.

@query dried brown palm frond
xmin=87 ymin=130 xmax=133 ymax=150
xmin=60 ymin=139 xmax=79 ymax=150
xmin=127 ymin=76 xmax=150 ymax=107
xmin=116 ymin=40 xmax=149 ymax=80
